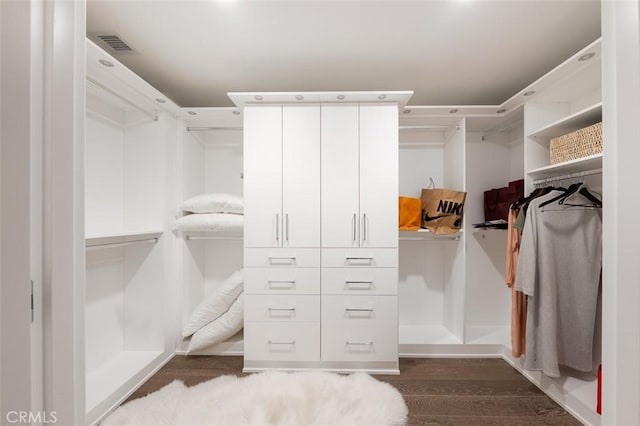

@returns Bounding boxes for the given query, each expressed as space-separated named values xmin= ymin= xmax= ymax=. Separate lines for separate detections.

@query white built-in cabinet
xmin=244 ymin=102 xmax=399 ymax=373
xmin=244 ymin=105 xmax=320 ymax=248
xmin=321 ymin=105 xmax=398 ymax=248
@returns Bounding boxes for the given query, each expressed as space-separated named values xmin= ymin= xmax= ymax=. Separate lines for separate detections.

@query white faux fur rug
xmin=103 ymin=371 xmax=408 ymax=426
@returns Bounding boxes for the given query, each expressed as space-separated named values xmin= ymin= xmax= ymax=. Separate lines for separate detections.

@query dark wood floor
xmin=126 ymin=356 xmax=582 ymax=425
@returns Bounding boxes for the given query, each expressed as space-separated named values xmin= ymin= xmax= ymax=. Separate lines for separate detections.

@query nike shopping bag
xmin=420 ymin=188 xmax=467 ymax=235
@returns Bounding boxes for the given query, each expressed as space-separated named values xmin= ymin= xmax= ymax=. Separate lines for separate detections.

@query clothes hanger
xmin=538 ymin=182 xmax=583 ymax=208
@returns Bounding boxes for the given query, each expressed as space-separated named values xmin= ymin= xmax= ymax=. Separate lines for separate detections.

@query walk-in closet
xmin=4 ymin=1 xmax=639 ymax=425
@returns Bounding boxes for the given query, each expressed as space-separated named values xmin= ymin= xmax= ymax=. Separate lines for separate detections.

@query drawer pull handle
xmin=268 ymin=307 xmax=296 ymax=311
xmin=345 ymin=257 xmax=374 ymax=264
xmin=346 ymin=341 xmax=373 ymax=346
xmin=345 ymin=308 xmax=373 ymax=312
xmin=268 ymin=280 xmax=296 ymax=288
xmin=268 ymin=340 xmax=295 ymax=345
xmin=268 ymin=256 xmax=296 ymax=264
xmin=345 ymin=280 xmax=374 ymax=288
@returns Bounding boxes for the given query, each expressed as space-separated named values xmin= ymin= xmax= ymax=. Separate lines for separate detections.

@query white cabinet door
xmin=282 ymin=106 xmax=320 ymax=247
xmin=321 ymin=105 xmax=360 ymax=247
xmin=359 ymin=105 xmax=398 ymax=248
xmin=244 ymin=106 xmax=283 ymax=247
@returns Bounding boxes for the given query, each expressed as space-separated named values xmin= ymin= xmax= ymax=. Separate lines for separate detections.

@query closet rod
xmin=86 ymin=76 xmax=159 ymax=122
xmin=533 ymin=168 xmax=602 ymax=186
xmin=186 ymin=127 xmax=243 ymax=132
xmin=85 ymin=237 xmax=159 ymax=250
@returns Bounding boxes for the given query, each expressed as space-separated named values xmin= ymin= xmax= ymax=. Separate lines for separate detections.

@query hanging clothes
xmin=506 ymin=186 xmax=553 ymax=358
xmin=515 ymin=190 xmax=602 ymax=377
xmin=506 ymin=208 xmax=526 ymax=357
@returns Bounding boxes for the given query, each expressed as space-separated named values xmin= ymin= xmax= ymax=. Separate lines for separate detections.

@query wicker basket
xmin=550 ymin=121 xmax=603 ymax=164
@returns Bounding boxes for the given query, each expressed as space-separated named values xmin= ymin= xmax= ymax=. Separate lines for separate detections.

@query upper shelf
xmin=527 ymin=102 xmax=602 ymax=139
xmin=85 ymin=230 xmax=163 ymax=248
xmin=528 ymin=153 xmax=602 ymax=180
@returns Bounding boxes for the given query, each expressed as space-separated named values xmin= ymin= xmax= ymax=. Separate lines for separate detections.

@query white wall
xmin=464 ymin=132 xmax=514 ymax=336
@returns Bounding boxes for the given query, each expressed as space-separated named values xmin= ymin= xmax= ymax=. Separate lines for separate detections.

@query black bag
xmin=484 ymin=179 xmax=524 ymax=222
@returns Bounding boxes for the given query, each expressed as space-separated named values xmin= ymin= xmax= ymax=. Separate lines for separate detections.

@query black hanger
xmin=564 ymin=187 xmax=602 ymax=208
xmin=511 ymin=186 xmax=557 ymax=211
xmin=538 ymin=182 xmax=582 ymax=208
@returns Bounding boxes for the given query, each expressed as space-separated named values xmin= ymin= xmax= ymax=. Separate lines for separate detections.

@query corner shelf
xmin=399 ymin=228 xmax=462 ymax=241
xmin=85 ymin=230 xmax=163 ymax=248
xmin=527 ymin=153 xmax=602 ymax=180
xmin=527 ymin=102 xmax=602 ymax=139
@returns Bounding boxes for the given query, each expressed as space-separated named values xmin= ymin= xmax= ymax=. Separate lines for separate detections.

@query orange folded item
xmin=399 ymin=196 xmax=421 ymax=230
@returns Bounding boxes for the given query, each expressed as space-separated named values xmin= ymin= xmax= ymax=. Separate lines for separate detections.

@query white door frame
xmin=41 ymin=0 xmax=87 ymax=424
xmin=602 ymin=1 xmax=640 ymax=424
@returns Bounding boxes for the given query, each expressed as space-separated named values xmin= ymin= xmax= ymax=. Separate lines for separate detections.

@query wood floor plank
xmin=408 ymin=414 xmax=583 ymax=425
xmin=373 ymin=377 xmax=544 ymax=396
xmin=122 ymin=355 xmax=584 ymax=424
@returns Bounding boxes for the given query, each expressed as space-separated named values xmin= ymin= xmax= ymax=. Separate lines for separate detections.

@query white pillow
xmin=179 ymin=193 xmax=243 ymax=215
xmin=182 ymin=269 xmax=244 ymax=338
xmin=174 ymin=213 xmax=243 ymax=233
xmin=187 ymin=293 xmax=244 ymax=353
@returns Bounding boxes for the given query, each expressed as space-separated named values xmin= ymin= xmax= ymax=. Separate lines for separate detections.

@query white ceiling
xmin=87 ymin=0 xmax=601 ymax=108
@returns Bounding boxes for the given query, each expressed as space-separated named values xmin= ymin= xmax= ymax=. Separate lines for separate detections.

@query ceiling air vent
xmin=89 ymin=32 xmax=136 ymax=55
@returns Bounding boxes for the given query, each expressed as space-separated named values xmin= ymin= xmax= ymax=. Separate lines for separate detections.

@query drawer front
xmin=321 ymin=267 xmax=397 ymax=295
xmin=245 ymin=268 xmax=320 ymax=295
xmin=244 ymin=322 xmax=320 ymax=361
xmin=321 ymin=295 xmax=397 ymax=362
xmin=321 ymin=248 xmax=398 ymax=268
xmin=245 ymin=295 xmax=319 ymax=322
xmin=245 ymin=248 xmax=320 ymax=267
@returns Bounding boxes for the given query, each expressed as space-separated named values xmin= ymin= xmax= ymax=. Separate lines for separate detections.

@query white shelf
xmin=527 ymin=102 xmax=602 ymax=139
xmin=85 ymin=230 xmax=163 ymax=248
xmin=465 ymin=326 xmax=511 ymax=346
xmin=399 ymin=324 xmax=462 ymax=345
xmin=86 ymin=350 xmax=163 ymax=414
xmin=182 ymin=330 xmax=244 ymax=356
xmin=183 ymin=231 xmax=243 ymax=241
xmin=527 ymin=153 xmax=602 ymax=180
xmin=399 ymin=228 xmax=462 ymax=241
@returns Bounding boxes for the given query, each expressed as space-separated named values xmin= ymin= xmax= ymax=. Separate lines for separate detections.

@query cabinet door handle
xmin=362 ymin=213 xmax=367 ymax=242
xmin=285 ymin=213 xmax=289 ymax=243
xmin=276 ymin=213 xmax=280 ymax=243
xmin=352 ymin=213 xmax=357 ymax=242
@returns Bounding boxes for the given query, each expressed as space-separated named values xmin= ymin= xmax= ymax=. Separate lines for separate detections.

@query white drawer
xmin=321 ymin=267 xmax=397 ymax=295
xmin=244 ymin=322 xmax=320 ymax=362
xmin=321 ymin=295 xmax=397 ymax=362
xmin=245 ymin=248 xmax=320 ymax=267
xmin=245 ymin=268 xmax=320 ymax=295
xmin=245 ymin=295 xmax=319 ymax=322
xmin=321 ymin=248 xmax=398 ymax=268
